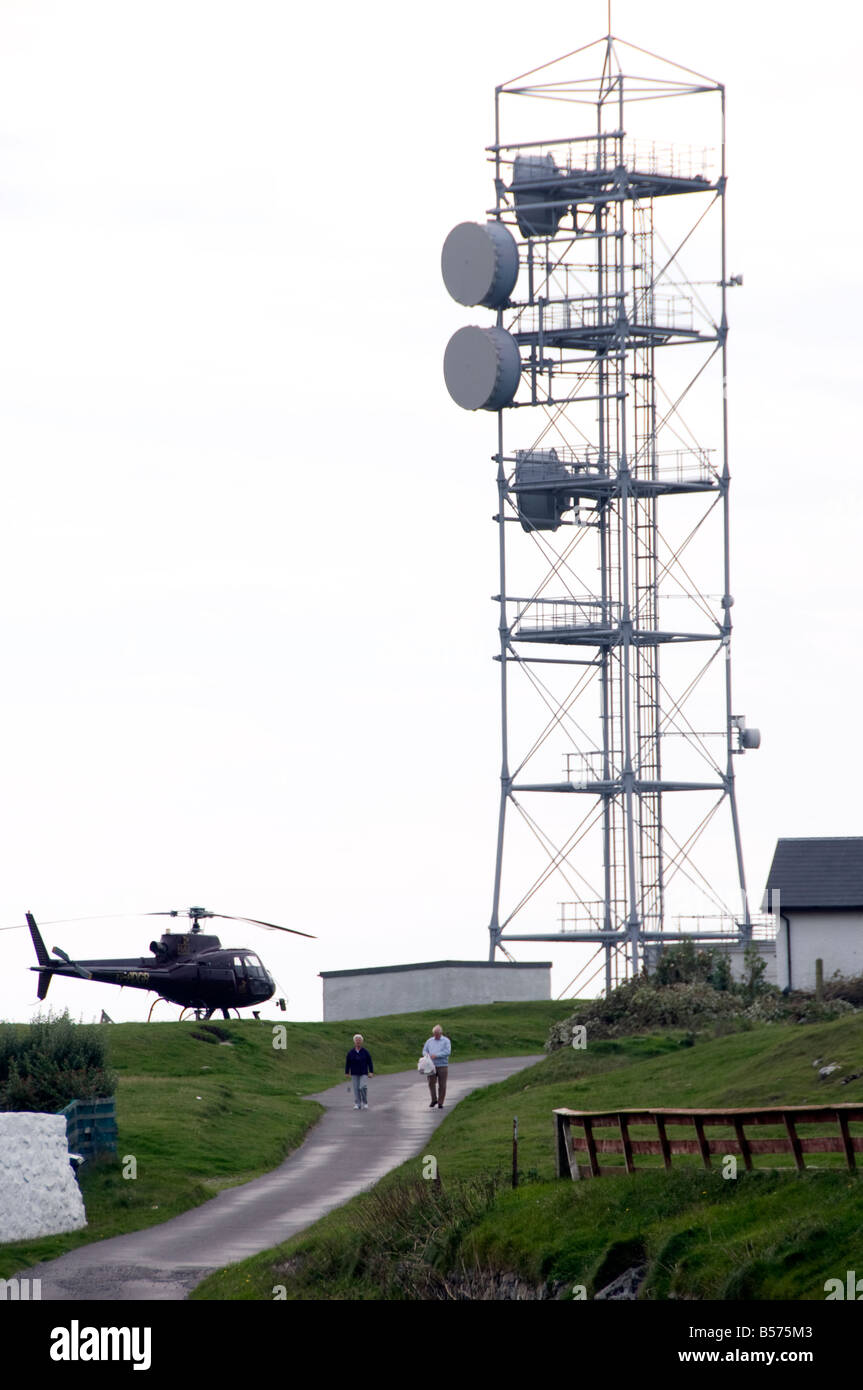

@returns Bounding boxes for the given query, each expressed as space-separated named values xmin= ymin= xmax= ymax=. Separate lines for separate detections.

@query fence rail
xmin=554 ymin=1104 xmax=863 ymax=1180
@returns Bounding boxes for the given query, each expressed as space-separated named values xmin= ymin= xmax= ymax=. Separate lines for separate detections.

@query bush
xmin=654 ymin=940 xmax=733 ymax=993
xmin=546 ymin=944 xmax=857 ymax=1048
xmin=823 ymin=973 xmax=863 ymax=1007
xmin=742 ymin=942 xmax=770 ymax=1002
xmin=547 ymin=975 xmax=740 ymax=1044
xmin=0 ymin=1010 xmax=115 ymax=1112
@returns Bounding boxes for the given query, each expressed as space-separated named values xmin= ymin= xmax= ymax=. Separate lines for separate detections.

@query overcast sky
xmin=0 ymin=0 xmax=859 ymax=1023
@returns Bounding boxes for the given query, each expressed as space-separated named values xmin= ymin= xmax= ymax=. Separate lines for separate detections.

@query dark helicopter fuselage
xmin=30 ymin=926 xmax=276 ymax=1014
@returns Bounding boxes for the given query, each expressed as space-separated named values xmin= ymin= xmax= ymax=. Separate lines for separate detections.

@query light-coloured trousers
xmin=352 ymin=1074 xmax=369 ymax=1106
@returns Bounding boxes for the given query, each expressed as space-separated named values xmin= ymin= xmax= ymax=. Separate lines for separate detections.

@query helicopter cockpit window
xmin=245 ymin=955 xmax=266 ymax=980
xmin=233 ymin=956 xmax=245 ymax=973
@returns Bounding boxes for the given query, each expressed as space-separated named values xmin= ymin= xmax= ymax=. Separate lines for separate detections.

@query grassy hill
xmin=6 ymin=1001 xmax=862 ymax=1299
xmin=0 ymin=1001 xmax=562 ymax=1278
xmin=191 ymin=1014 xmax=863 ymax=1300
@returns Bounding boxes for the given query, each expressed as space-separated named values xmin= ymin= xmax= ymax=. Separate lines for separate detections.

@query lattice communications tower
xmin=441 ymin=33 xmax=760 ymax=991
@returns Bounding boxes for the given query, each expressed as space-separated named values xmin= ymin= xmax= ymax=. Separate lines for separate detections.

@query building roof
xmin=765 ymin=838 xmax=863 ymax=910
xmin=319 ymin=959 xmax=552 ymax=979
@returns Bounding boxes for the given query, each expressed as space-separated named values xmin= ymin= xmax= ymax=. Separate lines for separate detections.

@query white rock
xmin=0 ymin=1113 xmax=87 ymax=1243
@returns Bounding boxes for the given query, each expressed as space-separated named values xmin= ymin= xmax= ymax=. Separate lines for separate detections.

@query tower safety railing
xmin=511 ymin=596 xmax=621 ymax=634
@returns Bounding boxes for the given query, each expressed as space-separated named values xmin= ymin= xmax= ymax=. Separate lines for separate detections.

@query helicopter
xmin=22 ymin=907 xmax=315 ymax=1020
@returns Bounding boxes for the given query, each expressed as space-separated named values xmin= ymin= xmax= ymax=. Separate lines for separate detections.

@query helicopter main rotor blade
xmin=0 ymin=913 xmax=144 ymax=933
xmin=210 ymin=914 xmax=316 ymax=940
xmin=2 ymin=908 xmax=317 ymax=941
xmin=142 ymin=908 xmax=316 ymax=939
xmin=143 ymin=910 xmax=199 ymax=917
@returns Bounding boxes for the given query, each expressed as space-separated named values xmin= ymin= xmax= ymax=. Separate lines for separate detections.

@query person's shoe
xmin=438 ymin=1103 xmax=444 ymax=1109
xmin=361 ymin=1102 xmax=368 ymax=1109
xmin=429 ymin=1100 xmax=437 ymax=1108
xmin=353 ymin=1103 xmax=360 ymax=1109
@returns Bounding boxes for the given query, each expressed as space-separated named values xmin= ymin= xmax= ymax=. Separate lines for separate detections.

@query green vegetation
xmin=192 ymin=1013 xmax=863 ymax=1300
xmin=0 ymin=1000 xmax=559 ymax=1278
xmin=6 ymin=991 xmax=862 ymax=1300
xmin=547 ymin=941 xmax=853 ymax=1044
xmin=0 ymin=1010 xmax=115 ymax=1112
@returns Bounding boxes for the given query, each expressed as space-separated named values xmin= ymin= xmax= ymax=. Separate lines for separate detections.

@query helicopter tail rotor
xmin=51 ymin=946 xmax=93 ymax=981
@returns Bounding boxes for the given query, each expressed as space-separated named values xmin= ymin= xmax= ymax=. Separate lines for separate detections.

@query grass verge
xmin=191 ymin=1013 xmax=863 ymax=1299
xmin=0 ymin=1000 xmax=563 ymax=1278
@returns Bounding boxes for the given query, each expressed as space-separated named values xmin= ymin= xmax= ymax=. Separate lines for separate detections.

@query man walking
xmin=422 ymin=1023 xmax=451 ymax=1109
xmin=345 ymin=1033 xmax=374 ymax=1109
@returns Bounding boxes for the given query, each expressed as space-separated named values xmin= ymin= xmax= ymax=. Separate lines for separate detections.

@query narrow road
xmin=26 ymin=1055 xmax=542 ymax=1300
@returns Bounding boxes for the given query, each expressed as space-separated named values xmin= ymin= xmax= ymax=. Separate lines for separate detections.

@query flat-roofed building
xmin=320 ymin=959 xmax=551 ymax=1022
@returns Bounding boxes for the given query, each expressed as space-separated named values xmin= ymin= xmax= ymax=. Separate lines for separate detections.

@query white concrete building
xmin=320 ymin=959 xmax=551 ymax=1021
xmin=764 ymin=837 xmax=863 ymax=991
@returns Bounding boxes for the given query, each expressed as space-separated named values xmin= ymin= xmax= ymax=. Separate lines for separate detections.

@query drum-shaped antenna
xmin=514 ymin=448 xmax=572 ymax=531
xmin=443 ymin=326 xmax=521 ymax=411
xmin=511 ymin=152 xmax=567 ymax=238
xmin=441 ymin=221 xmax=519 ymax=308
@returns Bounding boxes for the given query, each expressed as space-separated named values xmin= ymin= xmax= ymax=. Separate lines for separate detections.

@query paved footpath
xmin=26 ymin=1055 xmax=542 ymax=1301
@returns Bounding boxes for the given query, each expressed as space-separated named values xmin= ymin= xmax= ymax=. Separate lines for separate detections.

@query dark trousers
xmin=427 ymin=1065 xmax=448 ymax=1106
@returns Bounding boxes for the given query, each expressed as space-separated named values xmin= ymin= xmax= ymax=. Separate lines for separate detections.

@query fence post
xmin=837 ymin=1111 xmax=856 ymax=1172
xmin=783 ymin=1112 xmax=805 ymax=1173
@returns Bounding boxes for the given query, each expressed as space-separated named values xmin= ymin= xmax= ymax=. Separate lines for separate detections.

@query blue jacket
xmin=423 ymin=1035 xmax=452 ymax=1065
xmin=345 ymin=1047 xmax=373 ymax=1075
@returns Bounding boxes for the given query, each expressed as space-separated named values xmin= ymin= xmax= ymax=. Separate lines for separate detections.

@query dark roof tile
xmin=765 ymin=838 xmax=863 ymax=909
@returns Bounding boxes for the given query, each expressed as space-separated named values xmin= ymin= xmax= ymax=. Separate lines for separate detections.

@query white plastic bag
xmin=417 ymin=1055 xmax=435 ymax=1075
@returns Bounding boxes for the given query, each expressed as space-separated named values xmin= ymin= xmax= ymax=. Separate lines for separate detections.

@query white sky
xmin=0 ymin=0 xmax=860 ymax=1023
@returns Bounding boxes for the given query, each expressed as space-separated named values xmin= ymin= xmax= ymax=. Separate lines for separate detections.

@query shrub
xmin=823 ymin=974 xmax=863 ymax=1007
xmin=742 ymin=942 xmax=770 ymax=1002
xmin=654 ymin=940 xmax=733 ymax=993
xmin=0 ymin=1010 xmax=115 ymax=1112
xmin=547 ymin=974 xmax=741 ymax=1045
xmin=546 ymin=948 xmax=857 ymax=1048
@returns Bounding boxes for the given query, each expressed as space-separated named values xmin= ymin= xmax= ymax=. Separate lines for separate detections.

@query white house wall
xmin=776 ymin=912 xmax=863 ymax=991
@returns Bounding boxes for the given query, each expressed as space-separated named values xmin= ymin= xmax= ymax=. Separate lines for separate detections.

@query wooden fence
xmin=554 ymin=1105 xmax=863 ymax=1180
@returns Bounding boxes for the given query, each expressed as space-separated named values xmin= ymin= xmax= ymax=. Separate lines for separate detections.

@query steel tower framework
xmin=442 ymin=34 xmax=760 ymax=992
